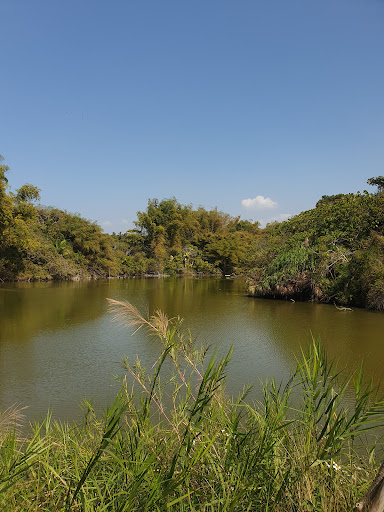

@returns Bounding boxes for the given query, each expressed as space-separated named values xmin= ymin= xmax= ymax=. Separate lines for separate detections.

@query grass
xmin=0 ymin=299 xmax=384 ymax=511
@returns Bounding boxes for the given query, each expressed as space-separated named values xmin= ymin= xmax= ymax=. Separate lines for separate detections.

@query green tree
xmin=367 ymin=176 xmax=384 ymax=194
xmin=205 ymin=231 xmax=254 ymax=275
xmin=0 ymin=155 xmax=13 ymax=237
xmin=13 ymin=183 xmax=41 ymax=220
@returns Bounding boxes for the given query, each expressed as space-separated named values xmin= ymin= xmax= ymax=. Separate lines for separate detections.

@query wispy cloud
xmin=102 ymin=220 xmax=112 ymax=226
xmin=241 ymin=195 xmax=278 ymax=210
xmin=121 ymin=219 xmax=129 ymax=225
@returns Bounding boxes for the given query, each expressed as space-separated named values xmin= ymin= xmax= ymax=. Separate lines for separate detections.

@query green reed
xmin=0 ymin=299 xmax=383 ymax=511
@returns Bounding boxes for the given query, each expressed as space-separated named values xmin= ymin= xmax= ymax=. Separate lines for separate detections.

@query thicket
xmin=0 ymin=156 xmax=118 ymax=281
xmin=0 ymin=300 xmax=383 ymax=510
xmin=247 ymin=186 xmax=384 ymax=310
xmin=115 ymin=197 xmax=260 ymax=277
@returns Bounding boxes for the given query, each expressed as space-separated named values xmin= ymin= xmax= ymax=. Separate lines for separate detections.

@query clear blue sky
xmin=1 ymin=0 xmax=383 ymax=233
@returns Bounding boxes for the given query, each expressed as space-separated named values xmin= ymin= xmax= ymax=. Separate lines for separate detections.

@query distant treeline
xmin=0 ymin=155 xmax=260 ymax=281
xmin=1 ymin=155 xmax=384 ymax=309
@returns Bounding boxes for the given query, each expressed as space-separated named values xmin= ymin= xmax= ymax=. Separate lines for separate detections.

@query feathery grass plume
xmin=107 ymin=298 xmax=153 ymax=333
xmin=0 ymin=404 xmax=27 ymax=440
xmin=107 ymin=298 xmax=173 ymax=339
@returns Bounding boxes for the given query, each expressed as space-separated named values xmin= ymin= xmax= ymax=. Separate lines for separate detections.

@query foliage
xmin=247 ymin=190 xmax=384 ymax=309
xmin=0 ymin=157 xmax=260 ymax=281
xmin=367 ymin=176 xmax=384 ymax=194
xmin=128 ymin=197 xmax=261 ymax=276
xmin=0 ymin=157 xmax=120 ymax=280
xmin=0 ymin=301 xmax=383 ymax=510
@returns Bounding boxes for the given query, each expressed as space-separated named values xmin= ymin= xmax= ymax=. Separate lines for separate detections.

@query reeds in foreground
xmin=0 ymin=299 xmax=383 ymax=511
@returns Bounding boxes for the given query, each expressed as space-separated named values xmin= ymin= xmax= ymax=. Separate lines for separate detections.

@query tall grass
xmin=0 ymin=299 xmax=383 ymax=510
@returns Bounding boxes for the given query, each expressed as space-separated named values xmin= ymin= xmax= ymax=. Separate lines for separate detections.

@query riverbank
xmin=1 ymin=300 xmax=383 ymax=510
xmin=0 ymin=271 xmax=223 ymax=283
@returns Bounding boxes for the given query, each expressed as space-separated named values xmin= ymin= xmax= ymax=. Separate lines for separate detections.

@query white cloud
xmin=121 ymin=219 xmax=129 ymax=225
xmin=101 ymin=220 xmax=112 ymax=226
xmin=241 ymin=195 xmax=278 ymax=210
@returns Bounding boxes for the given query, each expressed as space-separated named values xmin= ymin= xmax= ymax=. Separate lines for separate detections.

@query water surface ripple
xmin=1 ymin=278 xmax=383 ymax=421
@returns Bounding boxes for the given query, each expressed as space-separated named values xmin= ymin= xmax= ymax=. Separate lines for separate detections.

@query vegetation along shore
xmin=2 ymin=155 xmax=384 ymax=310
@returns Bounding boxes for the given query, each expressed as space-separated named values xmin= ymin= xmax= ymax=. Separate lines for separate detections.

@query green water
xmin=1 ymin=277 xmax=384 ymax=421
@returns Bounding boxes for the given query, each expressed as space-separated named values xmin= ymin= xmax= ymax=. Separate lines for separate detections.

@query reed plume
xmin=107 ymin=298 xmax=171 ymax=338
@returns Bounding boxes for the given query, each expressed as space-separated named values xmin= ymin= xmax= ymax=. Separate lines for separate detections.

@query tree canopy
xmin=247 ymin=189 xmax=384 ymax=309
xmin=0 ymin=158 xmax=260 ymax=281
xmin=367 ymin=176 xmax=384 ymax=194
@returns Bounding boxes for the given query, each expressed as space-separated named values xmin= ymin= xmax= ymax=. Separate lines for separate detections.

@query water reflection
xmin=1 ymin=278 xmax=384 ymax=422
xmin=0 ymin=281 xmax=107 ymax=343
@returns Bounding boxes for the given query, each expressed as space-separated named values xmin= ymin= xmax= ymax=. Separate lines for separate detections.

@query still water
xmin=1 ymin=278 xmax=384 ymax=422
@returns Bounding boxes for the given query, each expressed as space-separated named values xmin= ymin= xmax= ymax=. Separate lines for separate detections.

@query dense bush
xmin=247 ymin=190 xmax=384 ymax=309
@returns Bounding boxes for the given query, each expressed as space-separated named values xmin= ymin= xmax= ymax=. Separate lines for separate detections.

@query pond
xmin=1 ymin=277 xmax=384 ymax=422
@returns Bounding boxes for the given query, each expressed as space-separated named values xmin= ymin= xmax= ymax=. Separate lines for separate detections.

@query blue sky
xmin=1 ymin=0 xmax=383 ymax=233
